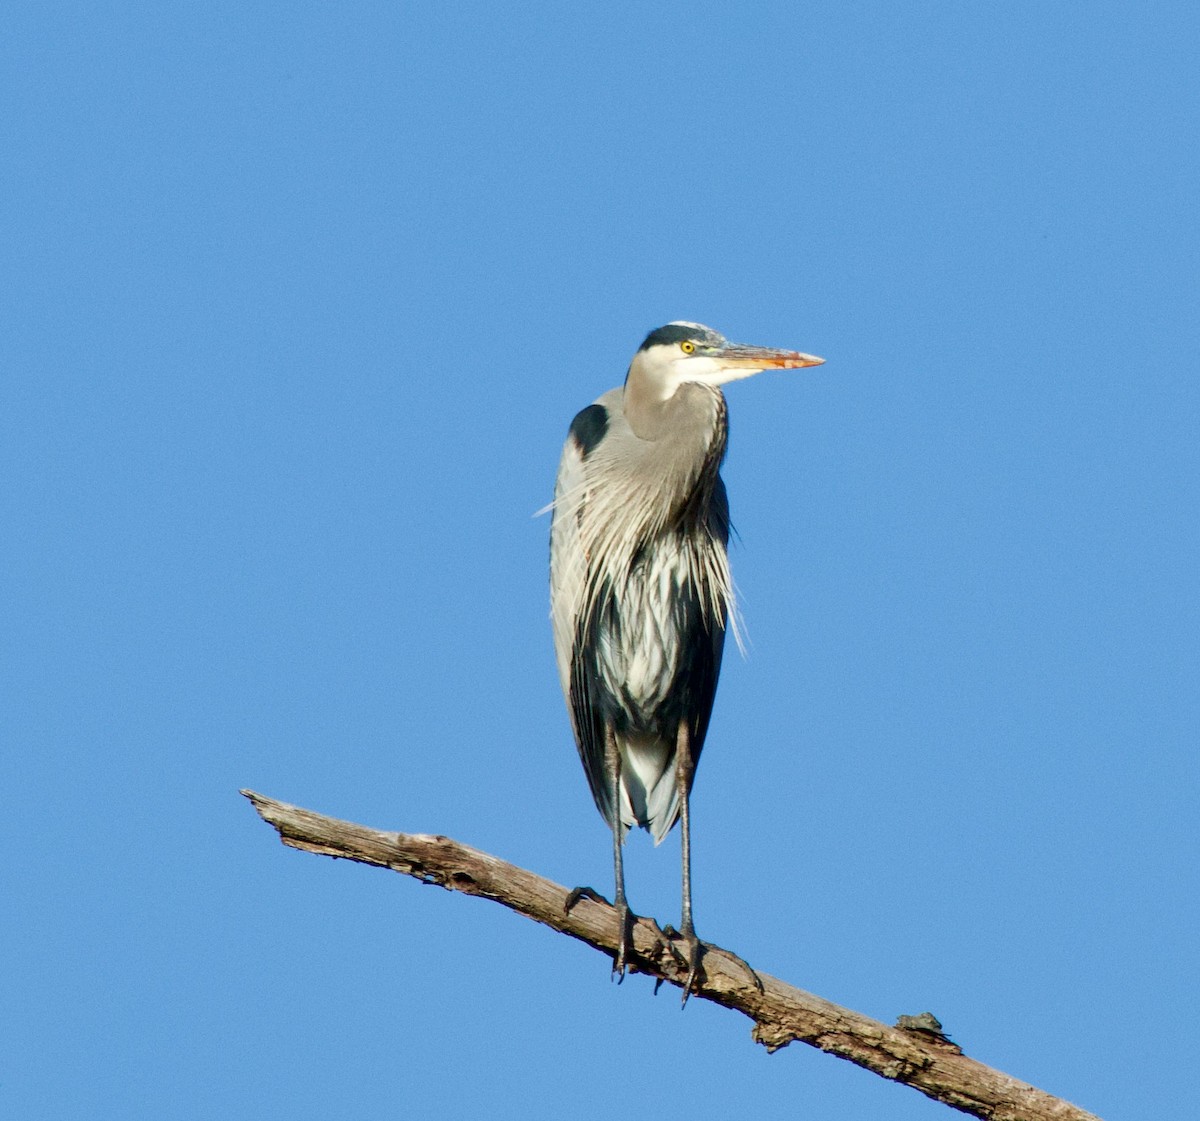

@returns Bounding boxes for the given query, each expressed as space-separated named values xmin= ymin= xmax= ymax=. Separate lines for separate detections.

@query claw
xmin=680 ymin=928 xmax=703 ymax=1007
xmin=654 ymin=926 xmax=690 ymax=972
xmin=740 ymin=959 xmax=764 ymax=994
xmin=722 ymin=947 xmax=763 ymax=994
xmin=564 ymin=885 xmax=608 ymax=915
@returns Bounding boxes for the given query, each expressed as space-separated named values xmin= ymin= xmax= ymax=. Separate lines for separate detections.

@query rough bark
xmin=242 ymin=789 xmax=1101 ymax=1121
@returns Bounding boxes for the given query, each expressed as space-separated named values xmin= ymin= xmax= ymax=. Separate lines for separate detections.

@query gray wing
xmin=549 ymin=402 xmax=609 ymax=699
xmin=683 ymin=472 xmax=730 ymax=768
xmin=549 ymin=401 xmax=615 ymax=823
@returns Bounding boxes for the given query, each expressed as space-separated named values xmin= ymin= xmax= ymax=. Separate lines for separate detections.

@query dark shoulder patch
xmin=568 ymin=403 xmax=608 ymax=457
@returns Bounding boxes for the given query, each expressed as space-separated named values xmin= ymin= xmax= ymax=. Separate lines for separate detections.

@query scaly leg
xmin=605 ymin=724 xmax=631 ymax=980
xmin=676 ymin=721 xmax=702 ymax=1005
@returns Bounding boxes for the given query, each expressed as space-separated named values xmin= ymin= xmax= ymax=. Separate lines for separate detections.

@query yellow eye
xmin=680 ymin=340 xmax=696 ymax=354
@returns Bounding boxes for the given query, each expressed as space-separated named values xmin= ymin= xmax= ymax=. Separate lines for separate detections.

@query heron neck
xmin=624 ymin=375 xmax=723 ymax=443
xmin=618 ymin=381 xmax=728 ymax=530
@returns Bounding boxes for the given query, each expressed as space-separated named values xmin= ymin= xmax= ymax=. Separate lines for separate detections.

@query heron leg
xmin=676 ymin=721 xmax=702 ymax=1006
xmin=605 ymin=724 xmax=632 ymax=981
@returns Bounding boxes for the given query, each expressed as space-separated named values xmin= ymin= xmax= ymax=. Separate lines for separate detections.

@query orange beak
xmin=714 ymin=343 xmax=825 ymax=370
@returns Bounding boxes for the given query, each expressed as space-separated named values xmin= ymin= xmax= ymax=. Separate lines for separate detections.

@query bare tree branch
xmin=242 ymin=789 xmax=1101 ymax=1121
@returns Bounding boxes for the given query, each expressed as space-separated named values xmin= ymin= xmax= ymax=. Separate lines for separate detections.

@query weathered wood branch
xmin=242 ymin=789 xmax=1100 ymax=1121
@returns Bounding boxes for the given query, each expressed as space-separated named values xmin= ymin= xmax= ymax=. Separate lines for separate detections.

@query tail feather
xmin=618 ymin=734 xmax=681 ymax=845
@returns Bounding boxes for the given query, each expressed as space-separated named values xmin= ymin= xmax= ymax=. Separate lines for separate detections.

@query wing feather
xmin=549 ymin=407 xmax=616 ymax=826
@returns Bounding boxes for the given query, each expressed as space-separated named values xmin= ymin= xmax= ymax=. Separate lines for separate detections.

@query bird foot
xmin=563 ymin=885 xmax=609 ymax=915
xmin=656 ymin=924 xmax=689 ymax=967
xmin=612 ymin=897 xmax=632 ymax=982
xmin=565 ymin=886 xmax=633 ymax=982
xmin=679 ymin=926 xmax=703 ymax=1007
xmin=649 ymin=925 xmax=687 ymax=991
xmin=660 ymin=926 xmax=761 ymax=999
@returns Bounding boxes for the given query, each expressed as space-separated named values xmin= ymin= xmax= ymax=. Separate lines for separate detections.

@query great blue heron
xmin=549 ymin=321 xmax=824 ymax=998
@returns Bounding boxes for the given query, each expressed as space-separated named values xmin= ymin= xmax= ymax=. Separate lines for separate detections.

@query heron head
xmin=630 ymin=321 xmax=824 ymax=398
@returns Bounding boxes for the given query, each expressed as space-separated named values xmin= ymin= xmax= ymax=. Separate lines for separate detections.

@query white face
xmin=628 ymin=323 xmax=824 ymax=402
xmin=639 ymin=342 xmax=778 ymax=397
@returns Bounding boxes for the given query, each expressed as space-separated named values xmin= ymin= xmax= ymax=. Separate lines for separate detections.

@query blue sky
xmin=4 ymin=3 xmax=1197 ymax=1118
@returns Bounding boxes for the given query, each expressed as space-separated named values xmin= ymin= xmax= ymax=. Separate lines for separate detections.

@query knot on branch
xmin=896 ymin=1012 xmax=961 ymax=1054
xmin=751 ymin=1020 xmax=796 ymax=1054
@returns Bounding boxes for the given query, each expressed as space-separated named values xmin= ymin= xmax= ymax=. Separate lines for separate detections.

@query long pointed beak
xmin=716 ymin=342 xmax=825 ymax=371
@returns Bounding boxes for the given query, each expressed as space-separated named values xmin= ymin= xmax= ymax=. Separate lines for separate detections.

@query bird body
xmin=549 ymin=321 xmax=823 ymax=992
xmin=551 ymin=379 xmax=731 ymax=842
